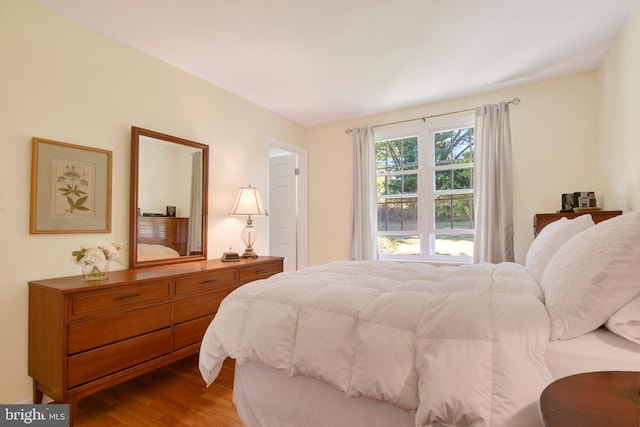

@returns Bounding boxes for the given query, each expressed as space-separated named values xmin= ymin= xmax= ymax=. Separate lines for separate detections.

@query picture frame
xmin=30 ymin=137 xmax=112 ymax=234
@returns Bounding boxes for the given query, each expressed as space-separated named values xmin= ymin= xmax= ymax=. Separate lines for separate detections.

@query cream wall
xmin=307 ymin=72 xmax=600 ymax=266
xmin=597 ymin=3 xmax=640 ymax=212
xmin=0 ymin=1 xmax=306 ymax=403
xmin=3 ymin=0 xmax=638 ymax=407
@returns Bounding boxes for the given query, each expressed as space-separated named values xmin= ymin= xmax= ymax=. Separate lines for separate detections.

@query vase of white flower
xmin=72 ymin=242 xmax=124 ymax=281
xmin=81 ymin=254 xmax=110 ymax=280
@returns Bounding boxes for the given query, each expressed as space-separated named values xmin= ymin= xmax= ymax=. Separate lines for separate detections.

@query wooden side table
xmin=533 ymin=210 xmax=623 ymax=236
xmin=539 ymin=371 xmax=640 ymax=427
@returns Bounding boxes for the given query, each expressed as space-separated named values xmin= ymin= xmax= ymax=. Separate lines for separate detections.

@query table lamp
xmin=229 ymin=185 xmax=268 ymax=258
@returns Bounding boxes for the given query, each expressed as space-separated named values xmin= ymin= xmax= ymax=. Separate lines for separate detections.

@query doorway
xmin=267 ymin=137 xmax=308 ymax=271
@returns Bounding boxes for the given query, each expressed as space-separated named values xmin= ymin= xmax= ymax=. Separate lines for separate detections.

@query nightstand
xmin=533 ymin=210 xmax=622 ymax=236
xmin=539 ymin=371 xmax=640 ymax=427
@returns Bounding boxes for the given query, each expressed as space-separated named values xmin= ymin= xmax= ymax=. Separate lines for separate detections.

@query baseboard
xmin=15 ymin=395 xmax=54 ymax=404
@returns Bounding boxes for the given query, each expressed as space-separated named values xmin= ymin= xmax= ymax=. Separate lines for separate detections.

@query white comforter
xmin=199 ymin=260 xmax=552 ymax=427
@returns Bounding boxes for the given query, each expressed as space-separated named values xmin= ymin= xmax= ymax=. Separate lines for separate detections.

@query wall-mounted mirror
xmin=130 ymin=126 xmax=208 ymax=268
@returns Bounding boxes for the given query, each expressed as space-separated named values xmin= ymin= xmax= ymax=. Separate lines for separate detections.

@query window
xmin=375 ymin=115 xmax=475 ymax=262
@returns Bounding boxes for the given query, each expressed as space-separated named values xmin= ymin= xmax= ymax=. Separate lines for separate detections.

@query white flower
xmin=72 ymin=241 xmax=125 ymax=265
xmin=102 ymin=244 xmax=120 ymax=260
xmin=82 ymin=248 xmax=107 ymax=265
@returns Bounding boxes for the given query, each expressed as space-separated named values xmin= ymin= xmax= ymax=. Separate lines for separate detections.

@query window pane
xmin=375 ymin=142 xmax=388 ymax=173
xmin=434 ymin=233 xmax=474 ymax=256
xmin=435 ymin=169 xmax=451 ymax=191
xmin=435 ymin=168 xmax=472 ymax=191
xmin=434 ymin=194 xmax=474 ymax=229
xmin=375 ymin=141 xmax=396 ymax=173
xmin=386 ymin=175 xmax=402 ymax=195
xmin=434 ymin=197 xmax=452 ymax=229
xmin=377 ymin=176 xmax=387 ymax=195
xmin=402 ymin=138 xmax=418 ymax=170
xmin=386 ymin=140 xmax=402 ymax=172
xmin=377 ymin=198 xmax=393 ymax=231
xmin=434 ymin=130 xmax=452 ymax=166
xmin=452 ymin=127 xmax=474 ymax=165
xmin=402 ymin=198 xmax=418 ymax=229
xmin=453 ymin=195 xmax=474 ymax=227
xmin=453 ymin=167 xmax=472 ymax=190
xmin=378 ymin=235 xmax=421 ymax=255
xmin=375 ymin=137 xmax=418 ymax=174
xmin=377 ymin=197 xmax=417 ymax=231
xmin=403 ymin=173 xmax=418 ymax=193
xmin=434 ymin=127 xmax=475 ymax=166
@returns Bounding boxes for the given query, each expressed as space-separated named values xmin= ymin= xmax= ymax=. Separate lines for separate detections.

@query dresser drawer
xmin=68 ymin=303 xmax=172 ymax=354
xmin=175 ymin=270 xmax=237 ymax=295
xmin=174 ymin=286 xmax=237 ymax=324
xmin=239 ymin=262 xmax=282 ymax=282
xmin=68 ymin=329 xmax=172 ymax=388
xmin=71 ymin=282 xmax=171 ymax=316
xmin=173 ymin=315 xmax=214 ymax=350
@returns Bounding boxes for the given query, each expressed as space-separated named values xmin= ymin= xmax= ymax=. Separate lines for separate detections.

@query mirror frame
xmin=129 ymin=126 xmax=209 ymax=269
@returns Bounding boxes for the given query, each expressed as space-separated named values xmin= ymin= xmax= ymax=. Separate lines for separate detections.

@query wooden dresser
xmin=137 ymin=216 xmax=189 ymax=255
xmin=28 ymin=256 xmax=283 ymax=423
xmin=533 ymin=210 xmax=623 ymax=236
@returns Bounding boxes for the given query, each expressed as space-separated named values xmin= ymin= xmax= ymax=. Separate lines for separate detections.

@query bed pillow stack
xmin=542 ymin=210 xmax=640 ymax=340
xmin=525 ymin=215 xmax=595 ymax=286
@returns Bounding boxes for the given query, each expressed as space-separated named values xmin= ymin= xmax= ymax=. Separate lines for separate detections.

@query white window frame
xmin=374 ymin=113 xmax=475 ymax=264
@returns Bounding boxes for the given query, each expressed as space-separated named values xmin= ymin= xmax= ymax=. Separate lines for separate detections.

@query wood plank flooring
xmin=74 ymin=355 xmax=244 ymax=426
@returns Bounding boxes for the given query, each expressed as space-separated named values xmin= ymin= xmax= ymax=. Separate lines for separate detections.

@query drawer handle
xmin=200 ymin=279 xmax=219 ymax=285
xmin=114 ymin=293 xmax=141 ymax=301
xmin=255 ymin=269 xmax=268 ymax=274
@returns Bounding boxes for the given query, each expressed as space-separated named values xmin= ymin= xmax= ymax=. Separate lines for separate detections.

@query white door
xmin=269 ymin=153 xmax=298 ymax=271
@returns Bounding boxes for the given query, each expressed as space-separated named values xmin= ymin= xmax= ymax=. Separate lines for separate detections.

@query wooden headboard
xmin=137 ymin=216 xmax=189 ymax=256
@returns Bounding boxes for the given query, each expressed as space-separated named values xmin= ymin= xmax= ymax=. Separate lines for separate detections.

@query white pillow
xmin=605 ymin=293 xmax=640 ymax=344
xmin=542 ymin=210 xmax=640 ymax=340
xmin=525 ymin=215 xmax=594 ymax=286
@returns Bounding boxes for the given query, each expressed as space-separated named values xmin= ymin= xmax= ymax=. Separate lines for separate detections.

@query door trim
xmin=267 ymin=137 xmax=308 ymax=270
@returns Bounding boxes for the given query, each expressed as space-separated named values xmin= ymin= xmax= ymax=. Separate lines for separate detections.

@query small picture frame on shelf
xmin=166 ymin=206 xmax=176 ymax=217
xmin=578 ymin=196 xmax=590 ymax=208
xmin=573 ymin=191 xmax=595 ymax=209
xmin=561 ymin=193 xmax=574 ymax=212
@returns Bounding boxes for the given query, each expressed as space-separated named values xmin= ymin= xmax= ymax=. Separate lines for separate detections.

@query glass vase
xmin=82 ymin=260 xmax=110 ymax=281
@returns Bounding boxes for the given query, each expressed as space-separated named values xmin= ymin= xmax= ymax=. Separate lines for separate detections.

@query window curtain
xmin=188 ymin=151 xmax=203 ymax=254
xmin=473 ymin=102 xmax=514 ymax=263
xmin=351 ymin=127 xmax=379 ymax=260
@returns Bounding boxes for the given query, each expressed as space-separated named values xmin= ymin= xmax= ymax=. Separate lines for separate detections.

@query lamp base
xmin=239 ymin=218 xmax=259 ymax=259
xmin=241 ymin=248 xmax=258 ymax=259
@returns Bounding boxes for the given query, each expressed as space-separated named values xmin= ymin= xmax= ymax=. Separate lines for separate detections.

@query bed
xmin=199 ymin=210 xmax=640 ymax=427
xmin=136 ymin=243 xmax=181 ymax=262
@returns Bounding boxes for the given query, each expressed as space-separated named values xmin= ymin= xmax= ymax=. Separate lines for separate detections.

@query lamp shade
xmin=229 ymin=185 xmax=268 ymax=217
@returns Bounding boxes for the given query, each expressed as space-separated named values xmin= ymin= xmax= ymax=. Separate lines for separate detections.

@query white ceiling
xmin=34 ymin=0 xmax=638 ymax=126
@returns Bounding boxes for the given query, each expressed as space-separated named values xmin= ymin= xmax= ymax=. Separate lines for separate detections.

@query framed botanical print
xmin=30 ymin=137 xmax=112 ymax=234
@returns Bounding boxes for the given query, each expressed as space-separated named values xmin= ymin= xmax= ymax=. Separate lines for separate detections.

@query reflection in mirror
xmin=130 ymin=127 xmax=208 ymax=268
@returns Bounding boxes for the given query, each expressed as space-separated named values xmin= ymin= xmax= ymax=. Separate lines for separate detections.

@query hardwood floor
xmin=74 ymin=355 xmax=244 ymax=426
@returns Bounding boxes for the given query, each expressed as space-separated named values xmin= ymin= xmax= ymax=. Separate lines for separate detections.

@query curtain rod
xmin=345 ymin=97 xmax=520 ymax=134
